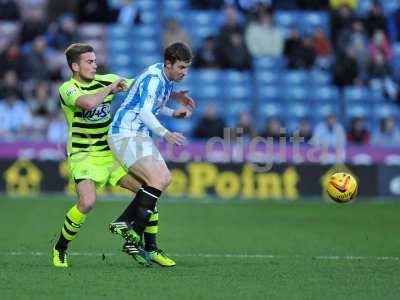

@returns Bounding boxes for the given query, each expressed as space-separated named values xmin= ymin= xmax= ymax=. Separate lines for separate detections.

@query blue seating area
xmin=106 ymin=0 xmax=400 ymax=135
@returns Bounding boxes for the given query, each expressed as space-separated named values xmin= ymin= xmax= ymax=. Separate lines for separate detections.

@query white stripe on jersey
xmin=110 ymin=63 xmax=174 ymax=136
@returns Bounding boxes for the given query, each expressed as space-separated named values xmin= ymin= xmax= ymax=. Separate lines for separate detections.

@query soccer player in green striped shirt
xmin=53 ymin=43 xmax=190 ymax=267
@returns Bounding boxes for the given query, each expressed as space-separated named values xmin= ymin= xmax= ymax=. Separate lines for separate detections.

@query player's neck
xmin=73 ymin=73 xmax=93 ymax=84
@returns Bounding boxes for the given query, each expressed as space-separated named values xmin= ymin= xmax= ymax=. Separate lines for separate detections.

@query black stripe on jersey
xmin=74 ymin=112 xmax=83 ymax=117
xmin=72 ymin=140 xmax=108 ymax=149
xmin=72 ymin=119 xmax=111 ymax=129
xmin=79 ymin=83 xmax=104 ymax=91
xmin=69 ymin=145 xmax=110 ymax=157
xmin=59 ymin=93 xmax=67 ymax=106
xmin=95 ymin=79 xmax=112 ymax=86
xmin=72 ymin=131 xmax=108 ymax=139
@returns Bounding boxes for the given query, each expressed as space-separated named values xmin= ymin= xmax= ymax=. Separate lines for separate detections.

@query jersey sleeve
xmin=59 ymin=81 xmax=85 ymax=107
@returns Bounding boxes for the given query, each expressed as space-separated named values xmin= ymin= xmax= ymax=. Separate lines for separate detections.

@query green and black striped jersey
xmin=58 ymin=74 xmax=133 ymax=157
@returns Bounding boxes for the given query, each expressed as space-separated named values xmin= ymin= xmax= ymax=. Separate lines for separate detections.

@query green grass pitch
xmin=0 ymin=196 xmax=399 ymax=300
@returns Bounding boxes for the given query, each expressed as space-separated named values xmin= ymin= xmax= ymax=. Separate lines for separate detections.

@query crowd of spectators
xmin=0 ymin=0 xmax=399 ymax=147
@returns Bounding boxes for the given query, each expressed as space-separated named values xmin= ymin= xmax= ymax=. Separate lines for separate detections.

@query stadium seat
xmin=344 ymin=86 xmax=370 ymax=101
xmin=253 ymin=57 xmax=286 ymax=71
xmin=311 ymin=101 xmax=339 ymax=122
xmin=310 ymin=86 xmax=339 ymax=101
xmin=309 ymin=70 xmax=331 ymax=86
xmin=282 ymin=86 xmax=309 ymax=101
xmin=372 ymin=103 xmax=400 ymax=120
xmin=257 ymin=100 xmax=285 ymax=120
xmin=345 ymin=102 xmax=372 ymax=120
xmin=256 ymin=85 xmax=281 ymax=100
xmin=283 ymin=71 xmax=308 ymax=86
xmin=255 ymin=71 xmax=281 ymax=86
xmin=286 ymin=101 xmax=310 ymax=119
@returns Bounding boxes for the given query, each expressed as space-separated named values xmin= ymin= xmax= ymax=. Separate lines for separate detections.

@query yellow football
xmin=326 ymin=172 xmax=358 ymax=203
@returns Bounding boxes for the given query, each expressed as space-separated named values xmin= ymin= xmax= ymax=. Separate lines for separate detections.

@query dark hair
xmin=164 ymin=42 xmax=193 ymax=65
xmin=65 ymin=43 xmax=94 ymax=70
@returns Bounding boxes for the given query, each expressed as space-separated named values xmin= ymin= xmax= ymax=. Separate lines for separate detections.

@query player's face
xmin=73 ymin=52 xmax=97 ymax=82
xmin=166 ymin=60 xmax=191 ymax=82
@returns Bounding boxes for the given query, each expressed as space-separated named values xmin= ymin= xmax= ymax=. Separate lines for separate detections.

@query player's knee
xmin=147 ymin=169 xmax=171 ymax=190
xmin=77 ymin=194 xmax=96 ymax=213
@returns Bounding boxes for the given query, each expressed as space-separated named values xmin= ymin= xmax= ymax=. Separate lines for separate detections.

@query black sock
xmin=130 ymin=185 xmax=161 ymax=236
xmin=144 ymin=232 xmax=157 ymax=252
xmin=55 ymin=233 xmax=69 ymax=251
xmin=115 ymin=194 xmax=139 ymax=223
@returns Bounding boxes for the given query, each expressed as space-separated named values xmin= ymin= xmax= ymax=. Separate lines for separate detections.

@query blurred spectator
xmin=0 ymin=42 xmax=23 ymax=76
xmin=284 ymin=26 xmax=302 ymax=61
xmin=193 ymin=103 xmax=225 ymax=138
xmin=221 ymin=32 xmax=252 ymax=70
xmin=368 ymin=52 xmax=398 ymax=101
xmin=260 ymin=117 xmax=286 ymax=142
xmin=216 ymin=5 xmax=244 ymax=58
xmin=311 ymin=113 xmax=346 ymax=148
xmin=48 ymin=15 xmax=79 ymax=51
xmin=0 ymin=0 xmax=20 ymax=21
xmin=364 ymin=1 xmax=388 ymax=37
xmin=232 ymin=112 xmax=256 ymax=140
xmin=347 ymin=117 xmax=370 ymax=145
xmin=287 ymin=36 xmax=316 ymax=70
xmin=0 ymin=70 xmax=23 ymax=99
xmin=19 ymin=6 xmax=48 ymax=45
xmin=245 ymin=11 xmax=283 ymax=57
xmin=333 ymin=47 xmax=360 ymax=87
xmin=162 ymin=18 xmax=191 ymax=49
xmin=330 ymin=0 xmax=358 ymax=10
xmin=77 ymin=0 xmax=116 ymax=23
xmin=294 ymin=119 xmax=313 ymax=143
xmin=371 ymin=117 xmax=400 ymax=147
xmin=337 ymin=20 xmax=369 ymax=79
xmin=193 ymin=36 xmax=220 ymax=69
xmin=190 ymin=0 xmax=224 ymax=9
xmin=46 ymin=1 xmax=76 ymax=22
xmin=330 ymin=4 xmax=355 ymax=48
xmin=47 ymin=110 xmax=68 ymax=144
xmin=369 ymin=30 xmax=392 ymax=61
xmin=312 ymin=26 xmax=331 ymax=69
xmin=27 ymin=81 xmax=57 ymax=116
xmin=117 ymin=0 xmax=142 ymax=26
xmin=0 ymin=92 xmax=32 ymax=139
xmin=312 ymin=26 xmax=331 ymax=57
xmin=22 ymin=36 xmax=51 ymax=81
xmin=296 ymin=0 xmax=329 ymax=10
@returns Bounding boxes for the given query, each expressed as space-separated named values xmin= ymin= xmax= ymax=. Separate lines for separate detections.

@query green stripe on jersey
xmin=58 ymin=74 xmax=134 ymax=157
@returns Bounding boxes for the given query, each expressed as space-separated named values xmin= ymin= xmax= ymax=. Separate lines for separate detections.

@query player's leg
xmin=53 ymin=180 xmax=96 ymax=267
xmin=117 ymin=173 xmax=174 ymax=266
xmin=108 ymin=135 xmax=173 ymax=266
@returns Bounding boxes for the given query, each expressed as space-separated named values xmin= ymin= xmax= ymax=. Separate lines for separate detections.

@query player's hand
xmin=164 ymin=131 xmax=186 ymax=146
xmin=173 ymin=107 xmax=192 ymax=119
xmin=110 ymin=79 xmax=128 ymax=94
xmin=171 ymin=90 xmax=195 ymax=110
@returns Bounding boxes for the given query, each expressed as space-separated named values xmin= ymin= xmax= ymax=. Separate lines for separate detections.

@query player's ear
xmin=165 ymin=60 xmax=173 ymax=69
xmin=71 ymin=62 xmax=79 ymax=72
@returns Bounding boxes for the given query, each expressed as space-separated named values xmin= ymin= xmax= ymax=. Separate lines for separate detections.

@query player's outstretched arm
xmin=75 ymin=79 xmax=127 ymax=110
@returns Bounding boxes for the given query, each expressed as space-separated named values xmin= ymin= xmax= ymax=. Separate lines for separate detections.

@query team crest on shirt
xmin=83 ymin=103 xmax=110 ymax=121
xmin=66 ymin=87 xmax=77 ymax=97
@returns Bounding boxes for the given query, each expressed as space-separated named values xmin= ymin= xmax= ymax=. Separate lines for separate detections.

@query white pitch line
xmin=0 ymin=251 xmax=399 ymax=261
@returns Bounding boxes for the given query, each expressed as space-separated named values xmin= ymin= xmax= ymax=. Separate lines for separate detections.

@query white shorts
xmin=107 ymin=134 xmax=164 ymax=169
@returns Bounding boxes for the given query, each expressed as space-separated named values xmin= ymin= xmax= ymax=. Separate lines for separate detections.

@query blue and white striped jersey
xmin=110 ymin=63 xmax=174 ymax=136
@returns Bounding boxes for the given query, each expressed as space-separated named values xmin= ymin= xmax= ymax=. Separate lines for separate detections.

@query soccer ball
xmin=326 ymin=172 xmax=358 ymax=203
